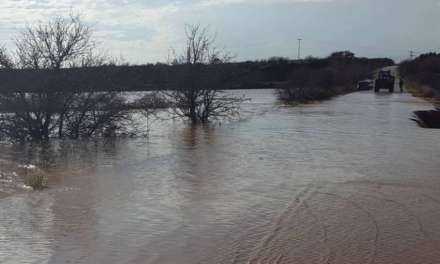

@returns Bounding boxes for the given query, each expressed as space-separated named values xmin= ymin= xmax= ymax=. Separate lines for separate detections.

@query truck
xmin=357 ymin=79 xmax=374 ymax=90
xmin=374 ymin=70 xmax=395 ymax=93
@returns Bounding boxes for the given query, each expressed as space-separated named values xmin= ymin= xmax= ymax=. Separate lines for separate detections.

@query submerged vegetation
xmin=0 ymin=15 xmax=132 ymax=141
xmin=0 ymin=14 xmax=397 ymax=140
xmin=0 ymin=161 xmax=47 ymax=191
xmin=0 ymin=17 xmax=247 ymax=140
xmin=163 ymin=24 xmax=247 ymax=123
xmin=23 ymin=169 xmax=47 ymax=190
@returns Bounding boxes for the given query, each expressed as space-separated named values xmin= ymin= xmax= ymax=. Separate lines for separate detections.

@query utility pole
xmin=297 ymin=38 xmax=302 ymax=60
xmin=409 ymin=50 xmax=415 ymax=60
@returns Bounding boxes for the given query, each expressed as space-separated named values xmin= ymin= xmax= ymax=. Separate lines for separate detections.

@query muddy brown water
xmin=1 ymin=90 xmax=440 ymax=264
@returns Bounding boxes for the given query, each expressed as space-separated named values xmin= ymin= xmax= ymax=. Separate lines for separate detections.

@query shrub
xmin=399 ymin=53 xmax=440 ymax=97
xmin=21 ymin=166 xmax=48 ymax=190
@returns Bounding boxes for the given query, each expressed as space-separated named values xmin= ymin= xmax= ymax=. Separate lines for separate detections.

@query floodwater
xmin=1 ymin=90 xmax=440 ymax=264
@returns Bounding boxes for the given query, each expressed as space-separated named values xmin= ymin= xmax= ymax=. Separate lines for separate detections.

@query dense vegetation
xmin=399 ymin=53 xmax=440 ymax=128
xmin=277 ymin=51 xmax=394 ymax=102
xmin=0 ymin=52 xmax=394 ymax=93
xmin=0 ymin=54 xmax=393 ymax=94
xmin=399 ymin=53 xmax=440 ymax=98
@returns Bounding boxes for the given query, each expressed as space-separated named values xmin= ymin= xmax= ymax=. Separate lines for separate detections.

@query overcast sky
xmin=0 ymin=0 xmax=438 ymax=64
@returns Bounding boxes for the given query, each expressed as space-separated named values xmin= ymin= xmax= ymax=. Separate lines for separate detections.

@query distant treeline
xmin=400 ymin=53 xmax=440 ymax=98
xmin=276 ymin=51 xmax=394 ymax=102
xmin=0 ymin=51 xmax=394 ymax=93
xmin=399 ymin=53 xmax=440 ymax=128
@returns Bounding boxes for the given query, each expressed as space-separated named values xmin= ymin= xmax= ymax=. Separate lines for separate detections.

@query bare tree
xmin=0 ymin=15 xmax=129 ymax=141
xmin=61 ymin=91 xmax=129 ymax=139
xmin=15 ymin=14 xmax=93 ymax=70
xmin=0 ymin=46 xmax=13 ymax=69
xmin=166 ymin=24 xmax=245 ymax=123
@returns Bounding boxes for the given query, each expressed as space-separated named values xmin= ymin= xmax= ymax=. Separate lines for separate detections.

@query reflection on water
xmin=1 ymin=90 xmax=440 ymax=263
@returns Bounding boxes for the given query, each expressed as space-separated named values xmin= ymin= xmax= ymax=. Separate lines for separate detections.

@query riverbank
xmin=399 ymin=55 xmax=440 ymax=128
xmin=408 ymin=87 xmax=440 ymax=128
xmin=403 ymin=80 xmax=439 ymax=100
xmin=399 ymin=53 xmax=440 ymax=99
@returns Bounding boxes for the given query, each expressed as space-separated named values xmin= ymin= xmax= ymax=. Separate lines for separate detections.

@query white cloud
xmin=196 ymin=0 xmax=334 ymax=8
xmin=0 ymin=0 xmax=182 ymax=63
xmin=0 ymin=0 xmax=429 ymax=63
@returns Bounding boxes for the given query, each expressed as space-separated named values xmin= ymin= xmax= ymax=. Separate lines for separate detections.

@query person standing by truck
xmin=399 ymin=78 xmax=404 ymax=93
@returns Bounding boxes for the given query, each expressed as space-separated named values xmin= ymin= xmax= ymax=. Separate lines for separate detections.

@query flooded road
xmin=1 ymin=90 xmax=440 ymax=264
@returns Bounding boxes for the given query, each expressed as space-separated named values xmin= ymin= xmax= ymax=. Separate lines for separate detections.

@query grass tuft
xmin=24 ymin=170 xmax=47 ymax=190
